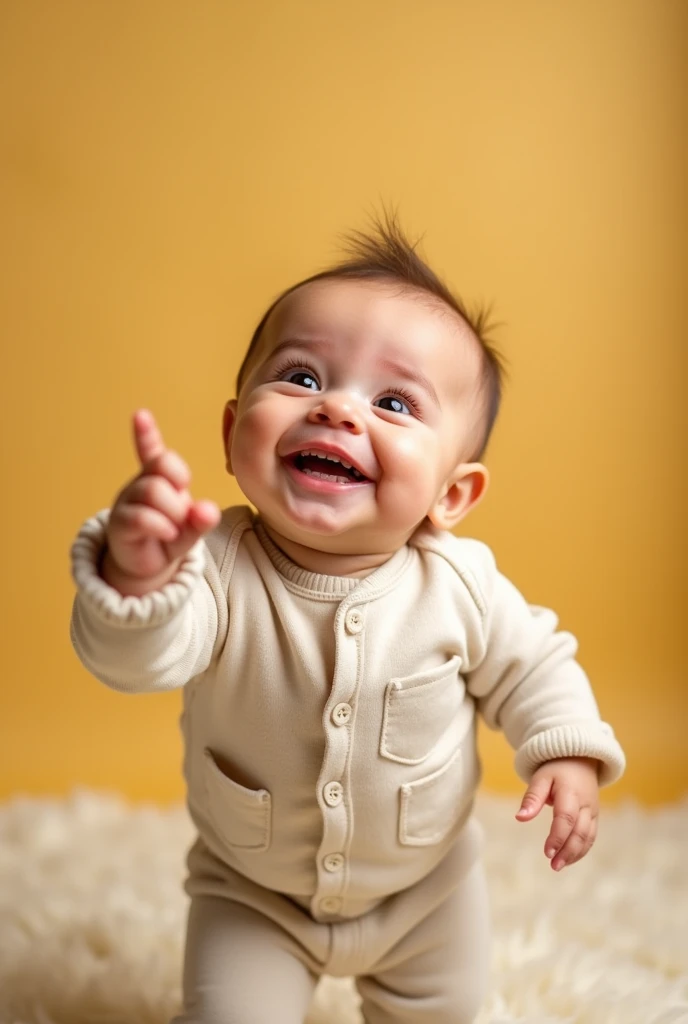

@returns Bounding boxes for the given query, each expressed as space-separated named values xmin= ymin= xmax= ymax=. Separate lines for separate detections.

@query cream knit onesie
xmin=70 ymin=505 xmax=626 ymax=1023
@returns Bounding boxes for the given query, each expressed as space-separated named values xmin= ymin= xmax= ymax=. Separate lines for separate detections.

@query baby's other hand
xmin=515 ymin=756 xmax=600 ymax=871
xmin=103 ymin=409 xmax=221 ymax=596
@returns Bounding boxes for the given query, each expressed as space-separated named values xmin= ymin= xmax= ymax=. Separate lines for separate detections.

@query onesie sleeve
xmin=69 ymin=509 xmax=230 ymax=694
xmin=459 ymin=541 xmax=626 ymax=787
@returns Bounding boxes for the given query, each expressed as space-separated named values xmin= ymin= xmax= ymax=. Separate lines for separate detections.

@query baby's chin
xmin=259 ymin=494 xmax=356 ymax=537
xmin=269 ymin=520 xmax=374 ymax=554
xmin=260 ymin=507 xmax=426 ymax=563
xmin=241 ymin=483 xmax=425 ymax=556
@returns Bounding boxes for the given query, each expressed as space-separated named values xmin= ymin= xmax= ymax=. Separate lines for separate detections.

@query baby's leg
xmin=171 ymin=894 xmax=318 ymax=1024
xmin=356 ymin=858 xmax=491 ymax=1024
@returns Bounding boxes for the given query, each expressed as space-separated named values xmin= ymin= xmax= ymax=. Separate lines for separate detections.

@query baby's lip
xmin=282 ymin=441 xmax=376 ymax=481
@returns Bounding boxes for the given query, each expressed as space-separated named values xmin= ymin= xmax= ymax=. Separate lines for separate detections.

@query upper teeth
xmin=299 ymin=449 xmax=354 ymax=470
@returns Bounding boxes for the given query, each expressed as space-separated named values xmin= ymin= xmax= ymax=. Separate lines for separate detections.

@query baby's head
xmin=223 ymin=215 xmax=505 ymax=562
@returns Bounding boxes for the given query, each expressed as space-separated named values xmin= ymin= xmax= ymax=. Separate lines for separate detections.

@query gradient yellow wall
xmin=2 ymin=1 xmax=685 ymax=805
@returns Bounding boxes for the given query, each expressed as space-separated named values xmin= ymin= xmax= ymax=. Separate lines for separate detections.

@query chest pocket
xmin=380 ymin=654 xmax=463 ymax=764
xmin=203 ymin=748 xmax=272 ymax=852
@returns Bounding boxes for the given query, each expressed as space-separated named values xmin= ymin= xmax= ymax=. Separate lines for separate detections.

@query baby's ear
xmin=222 ymin=400 xmax=238 ymax=475
xmin=427 ymin=463 xmax=489 ymax=531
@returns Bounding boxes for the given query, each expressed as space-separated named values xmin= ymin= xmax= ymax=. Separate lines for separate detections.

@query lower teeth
xmin=302 ymin=468 xmax=352 ymax=484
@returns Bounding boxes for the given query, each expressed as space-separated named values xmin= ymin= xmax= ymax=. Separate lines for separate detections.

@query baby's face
xmin=224 ymin=279 xmax=486 ymax=557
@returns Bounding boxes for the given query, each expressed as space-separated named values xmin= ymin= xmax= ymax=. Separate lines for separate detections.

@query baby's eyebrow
xmin=267 ymin=337 xmax=323 ymax=362
xmin=377 ymin=357 xmax=441 ymax=409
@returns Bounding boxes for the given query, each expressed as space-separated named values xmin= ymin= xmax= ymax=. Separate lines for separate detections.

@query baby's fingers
xmin=516 ymin=773 xmax=553 ymax=821
xmin=126 ymin=474 xmax=191 ymax=528
xmin=187 ymin=500 xmax=221 ymax=530
xmin=133 ymin=409 xmax=167 ymax=468
xmin=165 ymin=500 xmax=221 ymax=561
xmin=544 ymin=790 xmax=579 ymax=863
xmin=114 ymin=503 xmax=180 ymax=543
xmin=133 ymin=412 xmax=192 ymax=492
xmin=551 ymin=808 xmax=596 ymax=871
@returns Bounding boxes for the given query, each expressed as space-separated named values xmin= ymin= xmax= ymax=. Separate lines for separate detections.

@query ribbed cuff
xmin=515 ymin=722 xmax=626 ymax=787
xmin=70 ymin=509 xmax=206 ymax=629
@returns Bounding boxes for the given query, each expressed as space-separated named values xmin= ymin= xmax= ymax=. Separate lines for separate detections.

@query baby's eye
xmin=284 ymin=370 xmax=320 ymax=391
xmin=374 ymin=395 xmax=412 ymax=415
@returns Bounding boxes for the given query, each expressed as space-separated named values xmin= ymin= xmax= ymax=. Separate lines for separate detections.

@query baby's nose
xmin=307 ymin=392 xmax=364 ymax=433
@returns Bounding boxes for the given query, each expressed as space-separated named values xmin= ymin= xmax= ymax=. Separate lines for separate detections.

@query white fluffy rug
xmin=1 ymin=791 xmax=686 ymax=1024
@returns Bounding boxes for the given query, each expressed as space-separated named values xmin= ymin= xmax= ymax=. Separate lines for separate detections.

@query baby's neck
xmin=259 ymin=523 xmax=396 ymax=579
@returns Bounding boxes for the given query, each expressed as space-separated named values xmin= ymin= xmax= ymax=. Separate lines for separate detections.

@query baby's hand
xmin=515 ymin=756 xmax=600 ymax=871
xmin=102 ymin=409 xmax=221 ymax=596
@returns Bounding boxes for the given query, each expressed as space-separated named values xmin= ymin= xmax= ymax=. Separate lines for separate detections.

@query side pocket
xmin=203 ymin=748 xmax=272 ymax=852
xmin=399 ymin=747 xmax=464 ymax=847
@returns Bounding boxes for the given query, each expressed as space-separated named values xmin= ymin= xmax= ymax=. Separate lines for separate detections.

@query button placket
xmin=312 ymin=599 xmax=366 ymax=919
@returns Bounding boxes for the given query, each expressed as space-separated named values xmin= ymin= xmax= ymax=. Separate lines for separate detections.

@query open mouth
xmin=288 ymin=450 xmax=370 ymax=484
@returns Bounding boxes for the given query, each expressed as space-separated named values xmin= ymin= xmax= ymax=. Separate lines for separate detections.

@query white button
xmin=320 ymin=897 xmax=342 ymax=914
xmin=344 ymin=608 xmax=363 ymax=634
xmin=332 ymin=702 xmax=352 ymax=726
xmin=323 ymin=853 xmax=344 ymax=872
xmin=323 ymin=781 xmax=343 ymax=807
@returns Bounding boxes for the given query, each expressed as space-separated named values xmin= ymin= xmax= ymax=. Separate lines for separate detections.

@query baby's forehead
xmin=254 ymin=278 xmax=482 ymax=390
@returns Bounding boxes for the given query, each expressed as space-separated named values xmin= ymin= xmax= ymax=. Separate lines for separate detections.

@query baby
xmin=70 ymin=216 xmax=626 ymax=1024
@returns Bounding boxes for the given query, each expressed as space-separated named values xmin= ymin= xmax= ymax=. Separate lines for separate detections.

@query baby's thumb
xmin=515 ymin=776 xmax=552 ymax=821
xmin=168 ymin=501 xmax=221 ymax=561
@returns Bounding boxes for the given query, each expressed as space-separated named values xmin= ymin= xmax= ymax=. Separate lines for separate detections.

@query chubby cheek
xmin=377 ymin=432 xmax=442 ymax=511
xmin=230 ymin=401 xmax=283 ymax=484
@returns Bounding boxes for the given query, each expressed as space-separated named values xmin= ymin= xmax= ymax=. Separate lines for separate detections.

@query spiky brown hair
xmin=236 ymin=211 xmax=506 ymax=459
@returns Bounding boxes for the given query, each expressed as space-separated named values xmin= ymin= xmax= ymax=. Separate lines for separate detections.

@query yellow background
xmin=1 ymin=1 xmax=685 ymax=805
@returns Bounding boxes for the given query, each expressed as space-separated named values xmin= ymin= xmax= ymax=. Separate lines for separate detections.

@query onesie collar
xmin=253 ymin=516 xmax=412 ymax=599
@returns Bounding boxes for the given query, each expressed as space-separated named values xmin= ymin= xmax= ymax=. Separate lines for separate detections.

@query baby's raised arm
xmin=70 ymin=411 xmax=228 ymax=694
xmin=102 ymin=409 xmax=220 ymax=595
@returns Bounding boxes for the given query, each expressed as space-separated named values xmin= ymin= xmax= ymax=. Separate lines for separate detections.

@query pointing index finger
xmin=133 ymin=409 xmax=166 ymax=468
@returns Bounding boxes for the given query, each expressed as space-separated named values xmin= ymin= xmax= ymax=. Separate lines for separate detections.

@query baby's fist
xmin=103 ymin=410 xmax=220 ymax=595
